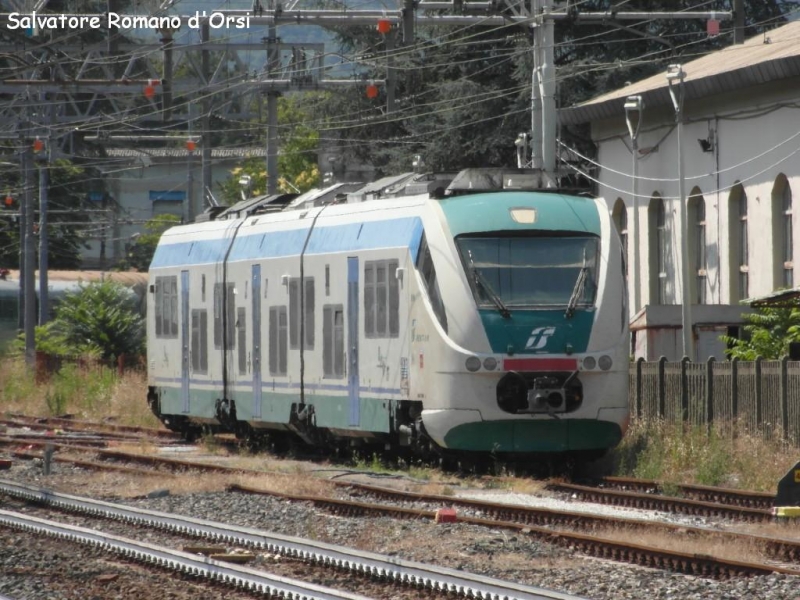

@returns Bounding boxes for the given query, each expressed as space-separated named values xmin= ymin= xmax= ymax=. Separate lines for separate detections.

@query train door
xmin=347 ymin=257 xmax=360 ymax=427
xmin=180 ymin=270 xmax=190 ymax=414
xmin=252 ymin=264 xmax=262 ymax=419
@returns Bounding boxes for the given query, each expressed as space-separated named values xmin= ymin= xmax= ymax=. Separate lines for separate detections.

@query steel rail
xmin=0 ymin=509 xmax=372 ymax=600
xmin=596 ymin=476 xmax=776 ymax=510
xmin=545 ymin=482 xmax=773 ymax=522
xmin=0 ymin=479 xmax=584 ymax=600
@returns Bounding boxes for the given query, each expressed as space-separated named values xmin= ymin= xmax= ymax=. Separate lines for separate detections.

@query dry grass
xmin=609 ymin=418 xmax=800 ymax=492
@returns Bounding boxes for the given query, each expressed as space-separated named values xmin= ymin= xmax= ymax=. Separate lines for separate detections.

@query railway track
xmin=587 ymin=476 xmax=776 ymax=510
xmin=0 ymin=479 xmax=583 ymax=600
xmin=545 ymin=482 xmax=773 ymax=522
xmin=8 ymin=434 xmax=800 ymax=577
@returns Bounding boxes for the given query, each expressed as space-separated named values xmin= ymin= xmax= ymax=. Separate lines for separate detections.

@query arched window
xmin=772 ymin=174 xmax=794 ymax=289
xmin=688 ymin=189 xmax=706 ymax=304
xmin=612 ymin=198 xmax=628 ymax=277
xmin=648 ymin=194 xmax=668 ymax=304
xmin=728 ymin=183 xmax=748 ymax=301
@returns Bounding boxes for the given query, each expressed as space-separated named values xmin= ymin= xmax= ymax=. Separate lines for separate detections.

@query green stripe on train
xmin=443 ymin=419 xmax=622 ymax=453
xmin=438 ymin=192 xmax=601 ymax=237
xmin=156 ymin=386 xmax=393 ymax=433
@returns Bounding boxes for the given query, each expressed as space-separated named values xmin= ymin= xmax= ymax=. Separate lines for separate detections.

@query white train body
xmin=147 ymin=184 xmax=629 ymax=459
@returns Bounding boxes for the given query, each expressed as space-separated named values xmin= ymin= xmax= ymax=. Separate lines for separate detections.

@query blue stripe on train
xmin=151 ymin=217 xmax=423 ymax=268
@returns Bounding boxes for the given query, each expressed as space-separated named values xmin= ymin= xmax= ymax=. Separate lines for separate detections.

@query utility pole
xmin=624 ymin=95 xmax=644 ymax=314
xmin=22 ymin=144 xmax=35 ymax=368
xmin=38 ymin=143 xmax=48 ymax=325
xmin=201 ymin=20 xmax=213 ymax=209
xmin=667 ymin=64 xmax=693 ymax=361
xmin=530 ymin=0 xmax=542 ymax=170
xmin=266 ymin=10 xmax=280 ymax=196
xmin=733 ymin=0 xmax=745 ymax=44
xmin=538 ymin=0 xmax=556 ymax=176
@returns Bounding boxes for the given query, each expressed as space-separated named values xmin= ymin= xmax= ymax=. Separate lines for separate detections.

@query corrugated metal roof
xmin=561 ymin=20 xmax=800 ymax=125
xmin=105 ymin=147 xmax=266 ymax=159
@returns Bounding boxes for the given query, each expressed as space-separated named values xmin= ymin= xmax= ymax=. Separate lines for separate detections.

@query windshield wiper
xmin=468 ymin=251 xmax=511 ymax=319
xmin=565 ymin=253 xmax=589 ymax=319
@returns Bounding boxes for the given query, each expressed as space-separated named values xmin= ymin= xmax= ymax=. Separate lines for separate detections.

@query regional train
xmin=146 ymin=168 xmax=629 ymax=464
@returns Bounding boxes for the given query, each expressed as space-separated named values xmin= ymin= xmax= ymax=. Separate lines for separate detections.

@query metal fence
xmin=630 ymin=357 xmax=800 ymax=444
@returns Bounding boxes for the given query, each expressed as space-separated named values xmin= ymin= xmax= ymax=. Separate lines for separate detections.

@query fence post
xmin=658 ymin=356 xmax=667 ymax=418
xmin=755 ymin=356 xmax=763 ymax=429
xmin=636 ymin=357 xmax=644 ymax=419
xmin=681 ymin=356 xmax=690 ymax=423
xmin=781 ymin=355 xmax=789 ymax=442
xmin=706 ymin=356 xmax=714 ymax=433
xmin=731 ymin=357 xmax=739 ymax=420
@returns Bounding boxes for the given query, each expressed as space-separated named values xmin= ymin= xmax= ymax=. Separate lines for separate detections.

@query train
xmin=146 ymin=168 xmax=630 ymax=464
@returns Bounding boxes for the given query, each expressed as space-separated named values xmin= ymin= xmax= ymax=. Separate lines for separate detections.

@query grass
xmin=0 ymin=356 xmax=160 ymax=428
xmin=607 ymin=418 xmax=799 ymax=492
xmin=3 ymin=353 xmax=799 ymax=494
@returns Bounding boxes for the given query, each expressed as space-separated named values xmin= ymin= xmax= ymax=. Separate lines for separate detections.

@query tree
xmin=722 ymin=306 xmax=800 ymax=360
xmin=118 ymin=214 xmax=180 ymax=272
xmin=218 ymin=96 xmax=321 ymax=205
xmin=313 ymin=0 xmax=799 ymax=177
xmin=31 ymin=280 xmax=145 ymax=362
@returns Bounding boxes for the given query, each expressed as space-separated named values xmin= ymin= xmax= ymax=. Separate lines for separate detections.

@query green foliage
xmin=30 ymin=280 xmax=144 ymax=362
xmin=722 ymin=305 xmax=800 ymax=360
xmin=118 ymin=214 xmax=180 ymax=271
xmin=219 ymin=96 xmax=321 ymax=204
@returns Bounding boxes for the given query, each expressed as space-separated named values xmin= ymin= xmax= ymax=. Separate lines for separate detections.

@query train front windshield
xmin=456 ymin=235 xmax=600 ymax=310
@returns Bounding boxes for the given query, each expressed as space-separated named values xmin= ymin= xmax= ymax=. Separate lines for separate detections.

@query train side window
xmin=237 ymin=307 xmax=247 ymax=374
xmin=269 ymin=306 xmax=288 ymax=375
xmin=201 ymin=275 xmax=206 ymax=303
xmin=155 ymin=275 xmax=178 ymax=338
xmin=415 ymin=234 xmax=448 ymax=332
xmin=365 ymin=259 xmax=400 ymax=339
xmin=191 ymin=309 xmax=208 ymax=373
xmin=323 ymin=304 xmax=344 ymax=378
xmin=213 ymin=282 xmax=236 ymax=349
xmin=325 ymin=265 xmax=330 ymax=296
xmin=289 ymin=277 xmax=315 ymax=350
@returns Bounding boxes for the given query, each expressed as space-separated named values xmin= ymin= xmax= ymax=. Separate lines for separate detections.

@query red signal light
xmin=366 ymin=84 xmax=379 ymax=99
xmin=376 ymin=19 xmax=391 ymax=34
xmin=186 ymin=139 xmax=196 ymax=152
xmin=32 ymin=138 xmax=44 ymax=153
xmin=4 ymin=195 xmax=12 ymax=207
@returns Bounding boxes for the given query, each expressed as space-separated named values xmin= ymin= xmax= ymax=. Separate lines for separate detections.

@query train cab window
xmin=269 ymin=306 xmax=288 ymax=375
xmin=365 ymin=259 xmax=399 ymax=338
xmin=213 ymin=282 xmax=236 ymax=349
xmin=154 ymin=276 xmax=178 ymax=338
xmin=323 ymin=304 xmax=344 ymax=378
xmin=190 ymin=309 xmax=208 ymax=373
xmin=289 ymin=277 xmax=315 ymax=350
xmin=415 ymin=234 xmax=448 ymax=332
xmin=237 ymin=307 xmax=247 ymax=374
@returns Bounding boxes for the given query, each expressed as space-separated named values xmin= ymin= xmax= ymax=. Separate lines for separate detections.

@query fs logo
xmin=525 ymin=326 xmax=556 ymax=350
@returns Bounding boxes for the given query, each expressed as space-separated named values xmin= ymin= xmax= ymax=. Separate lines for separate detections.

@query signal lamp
xmin=144 ymin=80 xmax=156 ymax=99
xmin=376 ymin=19 xmax=391 ymax=34
xmin=365 ymin=84 xmax=379 ymax=99
xmin=186 ymin=139 xmax=196 ymax=152
xmin=4 ymin=195 xmax=12 ymax=207
xmin=32 ymin=138 xmax=44 ymax=153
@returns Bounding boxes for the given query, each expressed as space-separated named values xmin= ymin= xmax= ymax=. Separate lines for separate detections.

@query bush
xmin=28 ymin=280 xmax=144 ymax=363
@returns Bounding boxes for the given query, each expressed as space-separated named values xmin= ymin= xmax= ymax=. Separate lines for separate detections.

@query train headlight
xmin=598 ymin=355 xmax=613 ymax=370
xmin=483 ymin=357 xmax=497 ymax=371
xmin=582 ymin=356 xmax=596 ymax=370
xmin=465 ymin=356 xmax=481 ymax=372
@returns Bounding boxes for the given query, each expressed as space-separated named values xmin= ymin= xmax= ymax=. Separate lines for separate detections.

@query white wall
xmin=594 ymin=101 xmax=800 ymax=320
